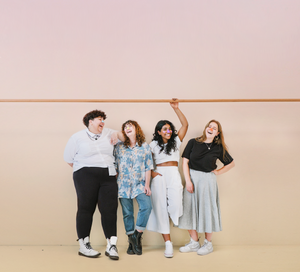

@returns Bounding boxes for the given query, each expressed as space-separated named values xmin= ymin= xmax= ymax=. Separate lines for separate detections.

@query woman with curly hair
xmin=114 ymin=120 xmax=153 ymax=255
xmin=178 ymin=120 xmax=235 ymax=256
xmin=147 ymin=100 xmax=188 ymax=258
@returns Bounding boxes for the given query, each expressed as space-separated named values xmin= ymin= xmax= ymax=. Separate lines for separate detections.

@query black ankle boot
xmin=127 ymin=242 xmax=135 ymax=255
xmin=127 ymin=235 xmax=135 ymax=255
xmin=129 ymin=230 xmax=143 ymax=255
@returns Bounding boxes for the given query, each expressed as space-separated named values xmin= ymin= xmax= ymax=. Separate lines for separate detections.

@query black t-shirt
xmin=182 ymin=138 xmax=233 ymax=172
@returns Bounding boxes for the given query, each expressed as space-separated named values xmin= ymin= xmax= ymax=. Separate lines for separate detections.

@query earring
xmin=215 ymin=135 xmax=219 ymax=141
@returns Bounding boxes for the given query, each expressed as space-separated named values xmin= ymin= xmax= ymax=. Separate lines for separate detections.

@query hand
xmin=144 ymin=185 xmax=151 ymax=196
xmin=110 ymin=132 xmax=118 ymax=145
xmin=185 ymin=181 xmax=194 ymax=193
xmin=212 ymin=169 xmax=219 ymax=175
xmin=151 ymin=171 xmax=162 ymax=179
xmin=170 ymin=98 xmax=179 ymax=109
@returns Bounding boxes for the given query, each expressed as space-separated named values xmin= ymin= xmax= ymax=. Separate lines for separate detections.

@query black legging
xmin=73 ymin=167 xmax=118 ymax=239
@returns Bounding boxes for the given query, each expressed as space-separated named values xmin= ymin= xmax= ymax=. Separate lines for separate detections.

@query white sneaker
xmin=78 ymin=237 xmax=101 ymax=258
xmin=197 ymin=239 xmax=213 ymax=255
xmin=179 ymin=237 xmax=200 ymax=253
xmin=105 ymin=236 xmax=119 ymax=260
xmin=164 ymin=240 xmax=173 ymax=258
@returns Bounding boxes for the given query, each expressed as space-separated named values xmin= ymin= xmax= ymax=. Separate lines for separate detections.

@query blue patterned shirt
xmin=114 ymin=142 xmax=153 ymax=199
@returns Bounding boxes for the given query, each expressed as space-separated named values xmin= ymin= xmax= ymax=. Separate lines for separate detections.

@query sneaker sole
xmin=105 ymin=251 xmax=119 ymax=260
xmin=109 ymin=255 xmax=119 ymax=260
xmin=78 ymin=252 xmax=101 ymax=258
xmin=164 ymin=254 xmax=173 ymax=258
xmin=179 ymin=248 xmax=200 ymax=253
xmin=197 ymin=250 xmax=213 ymax=256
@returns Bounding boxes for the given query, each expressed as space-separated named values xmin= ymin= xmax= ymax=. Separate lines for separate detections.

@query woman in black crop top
xmin=178 ymin=120 xmax=235 ymax=256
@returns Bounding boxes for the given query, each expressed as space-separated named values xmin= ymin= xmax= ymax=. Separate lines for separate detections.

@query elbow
xmin=230 ymin=160 xmax=235 ymax=168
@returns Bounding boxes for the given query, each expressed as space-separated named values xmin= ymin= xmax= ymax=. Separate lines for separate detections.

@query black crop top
xmin=182 ymin=138 xmax=233 ymax=172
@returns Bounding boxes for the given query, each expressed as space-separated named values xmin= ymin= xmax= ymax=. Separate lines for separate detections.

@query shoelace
xmin=85 ymin=242 xmax=92 ymax=250
xmin=109 ymin=245 xmax=118 ymax=253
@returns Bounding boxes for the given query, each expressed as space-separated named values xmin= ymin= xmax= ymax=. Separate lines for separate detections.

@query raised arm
xmin=170 ymin=98 xmax=188 ymax=141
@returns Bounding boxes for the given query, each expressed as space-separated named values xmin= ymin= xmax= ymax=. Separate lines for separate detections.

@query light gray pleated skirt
xmin=178 ymin=169 xmax=222 ymax=233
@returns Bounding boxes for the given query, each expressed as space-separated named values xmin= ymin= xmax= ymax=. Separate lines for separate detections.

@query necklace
xmin=204 ymin=142 xmax=213 ymax=150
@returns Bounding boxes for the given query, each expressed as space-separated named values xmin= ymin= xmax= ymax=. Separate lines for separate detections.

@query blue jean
xmin=119 ymin=193 xmax=152 ymax=235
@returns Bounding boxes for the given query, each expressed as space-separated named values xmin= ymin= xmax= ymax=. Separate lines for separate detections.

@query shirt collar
xmin=129 ymin=142 xmax=139 ymax=149
xmin=86 ymin=128 xmax=102 ymax=139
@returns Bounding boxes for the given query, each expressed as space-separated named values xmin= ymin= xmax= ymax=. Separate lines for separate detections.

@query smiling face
xmin=205 ymin=121 xmax=219 ymax=141
xmin=88 ymin=117 xmax=105 ymax=134
xmin=158 ymin=124 xmax=173 ymax=143
xmin=123 ymin=123 xmax=136 ymax=138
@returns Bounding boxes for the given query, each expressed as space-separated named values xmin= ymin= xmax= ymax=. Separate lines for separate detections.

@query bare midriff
xmin=156 ymin=161 xmax=178 ymax=167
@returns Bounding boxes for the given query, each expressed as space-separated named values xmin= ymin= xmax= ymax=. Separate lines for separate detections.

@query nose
xmin=167 ymin=129 xmax=171 ymax=133
xmin=209 ymin=128 xmax=213 ymax=131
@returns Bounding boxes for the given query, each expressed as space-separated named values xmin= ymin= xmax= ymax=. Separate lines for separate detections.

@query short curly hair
xmin=83 ymin=110 xmax=107 ymax=127
xmin=122 ymin=120 xmax=145 ymax=148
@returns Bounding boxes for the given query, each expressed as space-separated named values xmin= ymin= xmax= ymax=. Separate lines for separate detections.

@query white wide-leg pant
xmin=147 ymin=166 xmax=183 ymax=234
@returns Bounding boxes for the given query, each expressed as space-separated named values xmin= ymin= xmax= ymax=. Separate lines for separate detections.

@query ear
xmin=216 ymin=132 xmax=220 ymax=135
xmin=157 ymin=130 xmax=162 ymax=136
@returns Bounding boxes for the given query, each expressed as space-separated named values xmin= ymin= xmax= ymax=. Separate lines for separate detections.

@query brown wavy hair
xmin=122 ymin=120 xmax=146 ymax=148
xmin=196 ymin=119 xmax=228 ymax=159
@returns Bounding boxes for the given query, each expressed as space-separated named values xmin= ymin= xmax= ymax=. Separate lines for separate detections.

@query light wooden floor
xmin=1 ymin=245 xmax=299 ymax=272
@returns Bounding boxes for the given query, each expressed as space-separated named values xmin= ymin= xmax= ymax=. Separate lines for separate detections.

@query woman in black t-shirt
xmin=178 ymin=120 xmax=235 ymax=256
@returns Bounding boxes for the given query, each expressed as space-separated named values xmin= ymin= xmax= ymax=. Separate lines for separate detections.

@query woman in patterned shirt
xmin=114 ymin=120 xmax=153 ymax=255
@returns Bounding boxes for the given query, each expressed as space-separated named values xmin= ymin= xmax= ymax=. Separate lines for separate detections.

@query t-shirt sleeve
xmin=182 ymin=139 xmax=194 ymax=159
xmin=144 ymin=144 xmax=154 ymax=171
xmin=219 ymin=148 xmax=234 ymax=165
xmin=149 ymin=141 xmax=156 ymax=153
xmin=175 ymin=136 xmax=182 ymax=149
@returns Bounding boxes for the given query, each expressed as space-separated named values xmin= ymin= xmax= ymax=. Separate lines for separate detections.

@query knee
xmin=140 ymin=202 xmax=152 ymax=215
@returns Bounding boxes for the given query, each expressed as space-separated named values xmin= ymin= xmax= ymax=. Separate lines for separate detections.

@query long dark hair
xmin=152 ymin=120 xmax=178 ymax=155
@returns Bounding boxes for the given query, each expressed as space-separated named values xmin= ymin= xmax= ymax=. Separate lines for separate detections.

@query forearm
xmin=182 ymin=158 xmax=192 ymax=184
xmin=68 ymin=163 xmax=73 ymax=167
xmin=174 ymin=107 xmax=188 ymax=128
xmin=174 ymin=107 xmax=188 ymax=141
xmin=183 ymin=158 xmax=194 ymax=193
xmin=145 ymin=170 xmax=151 ymax=187
xmin=117 ymin=131 xmax=125 ymax=142
xmin=213 ymin=160 xmax=235 ymax=175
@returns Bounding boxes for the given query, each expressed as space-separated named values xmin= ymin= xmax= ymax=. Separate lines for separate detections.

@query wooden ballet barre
xmin=0 ymin=98 xmax=300 ymax=103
